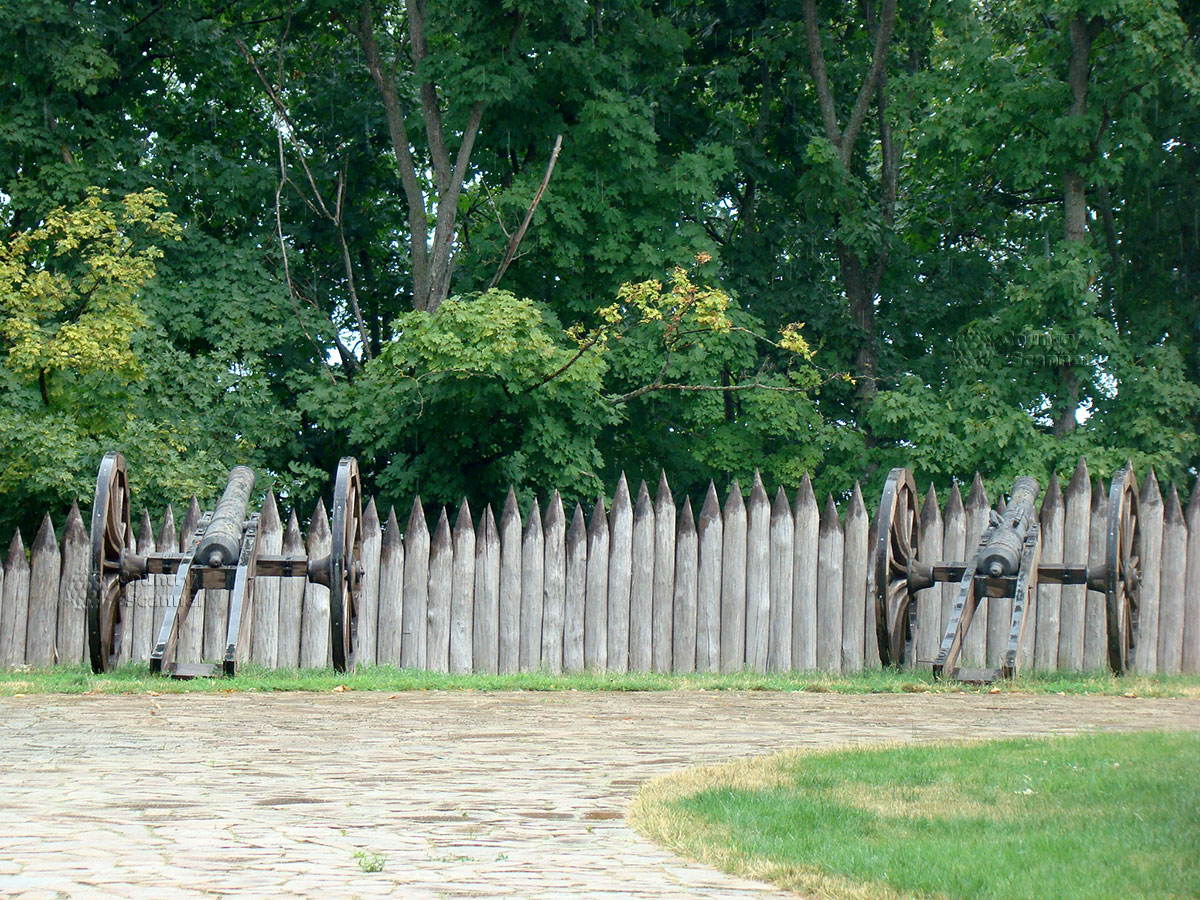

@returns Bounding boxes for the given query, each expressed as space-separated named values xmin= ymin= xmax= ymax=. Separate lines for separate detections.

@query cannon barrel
xmin=978 ymin=476 xmax=1040 ymax=577
xmin=195 ymin=466 xmax=256 ymax=567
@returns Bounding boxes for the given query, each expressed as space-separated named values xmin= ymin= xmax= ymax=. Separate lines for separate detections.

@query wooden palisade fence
xmin=2 ymin=459 xmax=1199 ymax=674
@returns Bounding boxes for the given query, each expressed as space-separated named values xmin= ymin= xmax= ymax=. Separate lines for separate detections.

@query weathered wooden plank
xmin=202 ymin=501 xmax=231 ymax=663
xmin=768 ymin=486 xmax=793 ymax=673
xmin=585 ymin=495 xmax=609 ymax=670
xmin=118 ymin=525 xmax=135 ymax=665
xmin=1158 ymin=485 xmax=1186 ymax=676
xmin=563 ymin=503 xmax=587 ymax=673
xmin=863 ymin=517 xmax=880 ymax=670
xmin=720 ymin=480 xmax=747 ymax=672
xmin=915 ymin=485 xmax=943 ymax=668
xmin=300 ymin=500 xmax=331 ymax=669
xmin=816 ymin=495 xmax=844 ymax=673
xmin=25 ymin=515 xmax=60 ymax=667
xmin=1 ymin=531 xmax=28 ymax=667
xmin=606 ymin=475 xmax=633 ymax=672
xmin=0 ymin=536 xmax=5 ymax=665
xmin=963 ymin=473 xmax=990 ymax=668
xmin=941 ymin=483 xmax=965 ymax=649
xmin=792 ymin=474 xmax=818 ymax=671
xmin=276 ymin=510 xmax=304 ymax=668
xmin=1034 ymin=475 xmax=1064 ymax=671
xmin=377 ymin=506 xmax=405 ymax=666
xmin=1084 ymin=477 xmax=1108 ymax=671
xmin=450 ymin=501 xmax=476 ymax=675
xmin=696 ymin=483 xmax=722 ymax=673
xmin=652 ymin=472 xmax=676 ymax=673
xmin=629 ymin=481 xmax=654 ymax=672
xmin=1134 ymin=470 xmax=1163 ymax=674
xmin=1183 ymin=483 xmax=1200 ymax=674
xmin=745 ymin=472 xmax=770 ymax=673
xmin=250 ymin=493 xmax=282 ymax=667
xmin=1056 ymin=458 xmax=1090 ymax=671
xmin=356 ymin=498 xmax=383 ymax=667
xmin=474 ymin=505 xmax=500 ymax=674
xmin=400 ymin=498 xmax=428 ymax=668
xmin=519 ymin=498 xmax=544 ymax=672
xmin=499 ymin=490 xmax=523 ymax=674
xmin=57 ymin=504 xmax=88 ymax=665
xmin=127 ymin=511 xmax=155 ymax=663
xmin=177 ymin=498 xmax=204 ymax=664
xmin=672 ymin=497 xmax=698 ymax=673
xmin=541 ymin=492 xmax=566 ymax=673
xmin=150 ymin=506 xmax=176 ymax=656
xmin=426 ymin=508 xmax=452 ymax=672
xmin=841 ymin=484 xmax=868 ymax=673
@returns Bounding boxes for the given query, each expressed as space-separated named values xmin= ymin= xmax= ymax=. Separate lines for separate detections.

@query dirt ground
xmin=1 ymin=690 xmax=1196 ymax=899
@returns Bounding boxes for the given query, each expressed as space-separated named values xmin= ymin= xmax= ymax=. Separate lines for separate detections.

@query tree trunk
xmin=802 ymin=0 xmax=896 ymax=413
xmin=1054 ymin=14 xmax=1103 ymax=437
xmin=1063 ymin=15 xmax=1102 ymax=246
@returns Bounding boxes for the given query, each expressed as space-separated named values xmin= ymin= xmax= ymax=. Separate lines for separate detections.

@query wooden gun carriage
xmin=873 ymin=466 xmax=1142 ymax=681
xmin=88 ymin=452 xmax=364 ymax=677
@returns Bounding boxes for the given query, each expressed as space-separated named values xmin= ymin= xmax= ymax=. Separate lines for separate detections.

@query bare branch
xmin=274 ymin=130 xmax=337 ymax=385
xmin=335 ymin=170 xmax=374 ymax=361
xmin=489 ymin=134 xmax=563 ymax=290
xmin=233 ymin=35 xmax=335 ymax=222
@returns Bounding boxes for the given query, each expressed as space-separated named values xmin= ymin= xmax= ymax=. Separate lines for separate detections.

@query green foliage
xmin=1 ymin=0 xmax=1199 ymax=525
xmin=352 ymin=850 xmax=386 ymax=873
xmin=0 ymin=187 xmax=179 ymax=384
xmin=335 ymin=289 xmax=613 ymax=506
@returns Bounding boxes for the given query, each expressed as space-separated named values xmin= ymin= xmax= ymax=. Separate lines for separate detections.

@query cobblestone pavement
xmin=0 ymin=690 xmax=1197 ymax=899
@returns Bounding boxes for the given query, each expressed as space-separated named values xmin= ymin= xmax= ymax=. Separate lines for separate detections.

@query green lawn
xmin=630 ymin=731 xmax=1200 ymax=900
xmin=0 ymin=664 xmax=1197 ymax=696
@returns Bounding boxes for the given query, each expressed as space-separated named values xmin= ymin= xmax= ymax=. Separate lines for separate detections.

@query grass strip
xmin=0 ymin=665 xmax=1198 ymax=696
xmin=630 ymin=730 xmax=1200 ymax=900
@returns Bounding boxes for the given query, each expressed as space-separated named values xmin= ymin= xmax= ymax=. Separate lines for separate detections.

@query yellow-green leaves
xmin=609 ymin=264 xmax=732 ymax=347
xmin=0 ymin=187 xmax=180 ymax=390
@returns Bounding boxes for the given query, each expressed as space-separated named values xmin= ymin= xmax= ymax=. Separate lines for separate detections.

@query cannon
xmin=874 ymin=466 xmax=1142 ymax=681
xmin=88 ymin=452 xmax=364 ymax=676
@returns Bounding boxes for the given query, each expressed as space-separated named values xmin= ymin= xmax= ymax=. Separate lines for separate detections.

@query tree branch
xmin=802 ymin=0 xmax=842 ymax=145
xmin=489 ymin=134 xmax=563 ymax=290
xmin=840 ymin=0 xmax=897 ymax=166
xmin=273 ymin=130 xmax=338 ymax=385
xmin=406 ymin=0 xmax=451 ymax=193
xmin=609 ymin=379 xmax=815 ymax=405
xmin=426 ymin=98 xmax=487 ymax=309
xmin=335 ymin=169 xmax=374 ymax=361
xmin=352 ymin=2 xmax=431 ymax=307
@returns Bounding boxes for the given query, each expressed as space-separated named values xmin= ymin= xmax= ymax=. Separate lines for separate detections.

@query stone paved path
xmin=0 ymin=691 xmax=1197 ymax=899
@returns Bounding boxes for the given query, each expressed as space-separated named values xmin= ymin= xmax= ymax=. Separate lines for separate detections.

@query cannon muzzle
xmin=978 ymin=475 xmax=1039 ymax=577
xmin=195 ymin=466 xmax=256 ymax=567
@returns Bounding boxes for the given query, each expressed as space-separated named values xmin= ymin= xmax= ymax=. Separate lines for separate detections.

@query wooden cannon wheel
xmin=874 ymin=467 xmax=920 ymax=667
xmin=88 ymin=451 xmax=132 ymax=673
xmin=329 ymin=456 xmax=364 ymax=672
xmin=1105 ymin=466 xmax=1142 ymax=674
